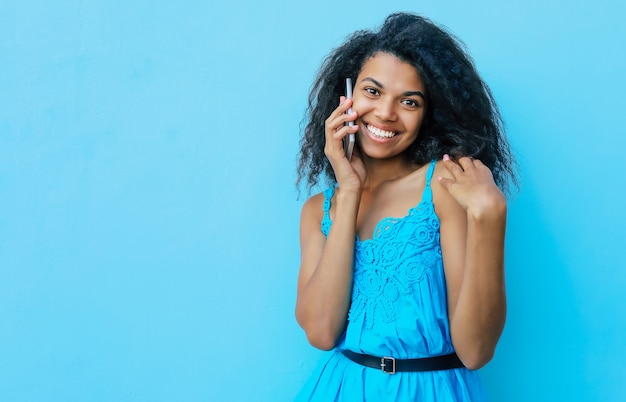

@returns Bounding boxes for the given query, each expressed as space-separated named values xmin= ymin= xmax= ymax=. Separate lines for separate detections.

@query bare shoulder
xmin=298 ymin=191 xmax=329 ymax=287
xmin=301 ymin=191 xmax=326 ymax=222
xmin=300 ymin=190 xmax=330 ymax=241
xmin=431 ymin=160 xmax=465 ymax=223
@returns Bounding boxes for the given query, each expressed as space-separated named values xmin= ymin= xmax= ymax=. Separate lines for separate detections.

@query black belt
xmin=341 ymin=350 xmax=465 ymax=374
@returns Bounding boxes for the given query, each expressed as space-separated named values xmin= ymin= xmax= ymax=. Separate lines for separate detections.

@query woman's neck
xmin=361 ymin=153 xmax=419 ymax=191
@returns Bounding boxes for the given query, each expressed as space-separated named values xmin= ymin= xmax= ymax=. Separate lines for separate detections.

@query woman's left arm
xmin=434 ymin=155 xmax=507 ymax=370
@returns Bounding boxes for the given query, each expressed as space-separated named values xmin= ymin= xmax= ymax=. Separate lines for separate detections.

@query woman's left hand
xmin=437 ymin=155 xmax=506 ymax=216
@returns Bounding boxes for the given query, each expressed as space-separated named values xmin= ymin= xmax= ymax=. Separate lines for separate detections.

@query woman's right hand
xmin=297 ymin=97 xmax=363 ymax=350
xmin=324 ymin=96 xmax=365 ymax=193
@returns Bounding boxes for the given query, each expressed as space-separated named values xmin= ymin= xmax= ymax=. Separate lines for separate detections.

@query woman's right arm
xmin=295 ymin=97 xmax=362 ymax=350
xmin=296 ymin=189 xmax=360 ymax=350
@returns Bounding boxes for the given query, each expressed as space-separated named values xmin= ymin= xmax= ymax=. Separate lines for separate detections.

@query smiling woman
xmin=294 ymin=12 xmax=516 ymax=401
xmin=351 ymin=53 xmax=427 ymax=161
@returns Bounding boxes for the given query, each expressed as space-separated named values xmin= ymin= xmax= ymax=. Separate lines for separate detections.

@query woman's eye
xmin=365 ymin=87 xmax=380 ymax=96
xmin=402 ymin=99 xmax=419 ymax=107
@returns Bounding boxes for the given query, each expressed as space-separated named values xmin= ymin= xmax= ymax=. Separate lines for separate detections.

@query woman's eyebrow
xmin=361 ymin=77 xmax=425 ymax=99
xmin=404 ymin=90 xmax=425 ymax=99
xmin=361 ymin=77 xmax=384 ymax=87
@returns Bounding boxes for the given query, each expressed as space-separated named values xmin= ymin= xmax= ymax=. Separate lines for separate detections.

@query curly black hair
xmin=296 ymin=12 xmax=517 ymax=194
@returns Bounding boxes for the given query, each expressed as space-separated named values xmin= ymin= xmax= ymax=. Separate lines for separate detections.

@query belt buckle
xmin=380 ymin=356 xmax=396 ymax=374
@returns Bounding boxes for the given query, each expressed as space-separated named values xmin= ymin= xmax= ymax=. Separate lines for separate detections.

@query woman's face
xmin=352 ymin=52 xmax=427 ymax=160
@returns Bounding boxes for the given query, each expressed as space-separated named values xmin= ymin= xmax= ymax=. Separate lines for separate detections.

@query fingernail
xmin=443 ymin=154 xmax=449 ymax=161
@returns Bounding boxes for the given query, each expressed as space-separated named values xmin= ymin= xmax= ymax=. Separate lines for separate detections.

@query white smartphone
xmin=343 ymin=78 xmax=355 ymax=161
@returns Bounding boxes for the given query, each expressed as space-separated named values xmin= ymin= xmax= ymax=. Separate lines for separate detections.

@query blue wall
xmin=1 ymin=1 xmax=625 ymax=401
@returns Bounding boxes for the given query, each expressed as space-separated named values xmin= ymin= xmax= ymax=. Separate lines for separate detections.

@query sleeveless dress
xmin=295 ymin=160 xmax=487 ymax=401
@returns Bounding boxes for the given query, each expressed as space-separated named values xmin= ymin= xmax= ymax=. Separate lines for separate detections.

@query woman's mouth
xmin=366 ymin=124 xmax=398 ymax=139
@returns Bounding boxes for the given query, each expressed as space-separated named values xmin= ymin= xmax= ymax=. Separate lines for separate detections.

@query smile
xmin=367 ymin=124 xmax=397 ymax=139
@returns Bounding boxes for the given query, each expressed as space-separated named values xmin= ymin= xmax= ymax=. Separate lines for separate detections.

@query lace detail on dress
xmin=349 ymin=201 xmax=442 ymax=328
xmin=319 ymin=160 xmax=440 ymax=329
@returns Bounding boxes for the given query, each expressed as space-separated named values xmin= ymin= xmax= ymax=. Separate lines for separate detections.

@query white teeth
xmin=367 ymin=124 xmax=396 ymax=138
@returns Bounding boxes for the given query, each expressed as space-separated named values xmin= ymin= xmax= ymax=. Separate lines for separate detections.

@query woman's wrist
xmin=336 ymin=187 xmax=362 ymax=205
xmin=466 ymin=191 xmax=507 ymax=223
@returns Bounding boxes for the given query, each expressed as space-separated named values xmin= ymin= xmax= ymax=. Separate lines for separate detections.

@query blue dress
xmin=296 ymin=160 xmax=487 ymax=401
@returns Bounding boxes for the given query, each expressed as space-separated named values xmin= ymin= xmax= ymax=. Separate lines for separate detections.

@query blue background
xmin=1 ymin=1 xmax=625 ymax=401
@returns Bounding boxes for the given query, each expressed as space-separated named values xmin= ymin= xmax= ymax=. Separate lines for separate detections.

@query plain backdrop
xmin=1 ymin=1 xmax=625 ymax=401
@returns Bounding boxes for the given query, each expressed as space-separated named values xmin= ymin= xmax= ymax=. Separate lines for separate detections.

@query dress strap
xmin=422 ymin=160 xmax=437 ymax=203
xmin=321 ymin=187 xmax=335 ymax=237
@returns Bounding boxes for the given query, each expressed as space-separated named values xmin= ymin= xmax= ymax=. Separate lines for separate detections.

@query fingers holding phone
xmin=323 ymin=90 xmax=362 ymax=191
xmin=324 ymin=97 xmax=358 ymax=162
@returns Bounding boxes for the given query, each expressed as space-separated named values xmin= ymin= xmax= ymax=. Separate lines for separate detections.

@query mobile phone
xmin=343 ymin=78 xmax=355 ymax=161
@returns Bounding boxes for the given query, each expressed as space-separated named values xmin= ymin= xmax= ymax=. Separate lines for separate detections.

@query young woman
xmin=295 ymin=13 xmax=516 ymax=401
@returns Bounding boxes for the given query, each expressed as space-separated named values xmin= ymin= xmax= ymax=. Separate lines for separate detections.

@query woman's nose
xmin=375 ymin=98 xmax=397 ymax=122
